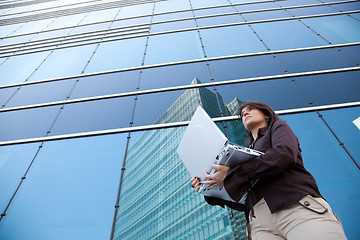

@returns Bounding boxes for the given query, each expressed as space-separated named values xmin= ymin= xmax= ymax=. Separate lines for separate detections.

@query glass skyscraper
xmin=0 ymin=0 xmax=359 ymax=239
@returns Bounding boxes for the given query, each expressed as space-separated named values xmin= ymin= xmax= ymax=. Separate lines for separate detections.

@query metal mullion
xmin=2 ymin=9 xmax=359 ymax=58
xmin=0 ymin=0 xmax=99 ymax=18
xmin=0 ymin=28 xmax=150 ymax=55
xmin=0 ymin=30 xmax=150 ymax=58
xmin=2 ymin=0 xmax=355 ymax=41
xmin=0 ymin=101 xmax=358 ymax=147
xmin=0 ymin=66 xmax=358 ymax=113
xmin=1 ymin=42 xmax=359 ymax=89
xmin=0 ymin=25 xmax=150 ymax=51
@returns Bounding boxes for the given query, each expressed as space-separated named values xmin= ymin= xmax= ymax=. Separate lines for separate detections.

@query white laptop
xmin=177 ymin=106 xmax=262 ymax=203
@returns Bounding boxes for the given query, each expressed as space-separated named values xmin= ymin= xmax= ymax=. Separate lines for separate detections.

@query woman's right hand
xmin=190 ymin=177 xmax=202 ymax=192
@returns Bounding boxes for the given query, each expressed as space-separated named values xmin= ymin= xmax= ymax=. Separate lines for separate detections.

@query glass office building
xmin=0 ymin=0 xmax=359 ymax=239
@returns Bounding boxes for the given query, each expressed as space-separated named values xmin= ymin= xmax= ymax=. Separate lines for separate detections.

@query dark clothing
xmin=205 ymin=119 xmax=322 ymax=220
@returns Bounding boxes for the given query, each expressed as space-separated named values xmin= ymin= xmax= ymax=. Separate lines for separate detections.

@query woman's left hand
xmin=202 ymin=164 xmax=230 ymax=190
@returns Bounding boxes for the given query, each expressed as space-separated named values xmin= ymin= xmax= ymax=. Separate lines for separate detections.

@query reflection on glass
xmin=200 ymin=25 xmax=267 ymax=57
xmin=0 ymin=143 xmax=40 ymax=213
xmin=140 ymin=61 xmax=210 ymax=90
xmin=251 ymin=20 xmax=328 ymax=50
xmin=302 ymin=15 xmax=360 ymax=44
xmin=209 ymin=55 xmax=284 ymax=81
xmin=331 ymin=2 xmax=360 ymax=12
xmin=282 ymin=112 xmax=360 ymax=240
xmin=216 ymin=78 xmax=307 ymax=111
xmin=0 ymin=51 xmax=51 ymax=85
xmin=5 ymin=79 xmax=76 ymax=108
xmin=276 ymin=48 xmax=356 ymax=73
xmin=27 ymin=44 xmax=97 ymax=82
xmin=233 ymin=1 xmax=277 ymax=11
xmin=145 ymin=31 xmax=203 ymax=65
xmin=0 ymin=134 xmax=126 ymax=240
xmin=70 ymin=70 xmax=140 ymax=99
xmin=115 ymin=81 xmax=248 ymax=239
xmin=295 ymin=70 xmax=360 ymax=106
xmin=49 ymin=97 xmax=134 ymax=136
xmin=111 ymin=16 xmax=151 ymax=28
xmin=0 ymin=105 xmax=61 ymax=142
xmin=85 ymin=37 xmax=147 ymax=73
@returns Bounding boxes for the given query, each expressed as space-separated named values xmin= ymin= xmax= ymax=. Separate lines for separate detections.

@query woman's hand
xmin=190 ymin=176 xmax=202 ymax=192
xmin=202 ymin=164 xmax=230 ymax=190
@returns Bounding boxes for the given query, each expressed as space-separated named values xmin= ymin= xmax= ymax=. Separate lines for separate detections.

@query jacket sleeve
xmin=223 ymin=121 xmax=300 ymax=202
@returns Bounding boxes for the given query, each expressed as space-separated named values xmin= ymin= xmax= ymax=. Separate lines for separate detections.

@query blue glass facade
xmin=0 ymin=0 xmax=359 ymax=239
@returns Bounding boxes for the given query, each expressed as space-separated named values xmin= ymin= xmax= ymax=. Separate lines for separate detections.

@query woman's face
xmin=241 ymin=106 xmax=268 ymax=131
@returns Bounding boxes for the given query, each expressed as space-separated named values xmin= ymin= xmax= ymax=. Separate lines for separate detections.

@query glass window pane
xmin=70 ymin=70 xmax=140 ymax=99
xmin=134 ymin=85 xmax=227 ymax=126
xmin=114 ymin=125 xmax=234 ymax=239
xmin=85 ymin=37 xmax=147 ymax=73
xmin=0 ymin=88 xmax=16 ymax=107
xmin=154 ymin=0 xmax=191 ymax=13
xmin=0 ymin=134 xmax=126 ymax=240
xmin=31 ymin=28 xmax=73 ymax=41
xmin=111 ymin=16 xmax=151 ymax=28
xmin=115 ymin=3 xmax=154 ymax=19
xmin=152 ymin=11 xmax=193 ymax=22
xmin=43 ymin=13 xmax=87 ymax=30
xmin=320 ymin=107 xmax=360 ymax=164
xmin=80 ymin=8 xmax=120 ymax=25
xmin=251 ymin=20 xmax=328 ymax=50
xmin=28 ymin=44 xmax=97 ymax=82
xmin=0 ymin=106 xmax=61 ymax=142
xmin=49 ymin=97 xmax=134 ymax=136
xmin=71 ymin=22 xmax=111 ymax=35
xmin=1 ymin=34 xmax=35 ymax=46
xmin=285 ymin=5 xmax=337 ymax=16
xmin=216 ymin=78 xmax=307 ymax=111
xmin=275 ymin=47 xmax=357 ymax=73
xmin=151 ymin=19 xmax=196 ymax=33
xmin=190 ymin=0 xmax=229 ymax=8
xmin=282 ymin=112 xmax=360 ymax=240
xmin=233 ymin=2 xmax=278 ymax=11
xmin=276 ymin=0 xmax=320 ymax=7
xmin=140 ymin=62 xmax=210 ymax=90
xmin=144 ymin=31 xmax=203 ymax=65
xmin=295 ymin=70 xmax=360 ymax=106
xmin=0 ymin=142 xmax=40 ymax=213
xmin=302 ymin=15 xmax=360 ymax=44
xmin=4 ymin=79 xmax=76 ymax=108
xmin=243 ymin=9 xmax=289 ymax=21
xmin=332 ymin=2 xmax=360 ymax=12
xmin=0 ymin=51 xmax=51 ymax=85
xmin=209 ymin=55 xmax=284 ymax=82
xmin=338 ymin=45 xmax=360 ymax=64
xmin=194 ymin=6 xmax=234 ymax=16
xmin=200 ymin=25 xmax=267 ymax=57
xmin=7 ymin=19 xmax=54 ymax=35
xmin=196 ymin=14 xmax=244 ymax=27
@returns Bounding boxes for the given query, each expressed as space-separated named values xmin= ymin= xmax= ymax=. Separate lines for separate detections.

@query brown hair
xmin=236 ymin=101 xmax=279 ymax=146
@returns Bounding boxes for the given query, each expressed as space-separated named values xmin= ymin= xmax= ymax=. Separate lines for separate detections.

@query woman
xmin=190 ymin=101 xmax=347 ymax=240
